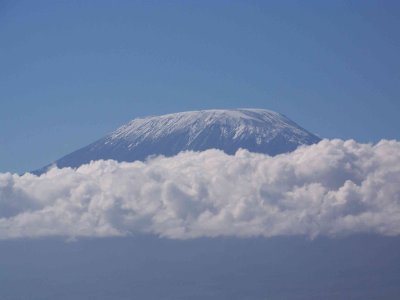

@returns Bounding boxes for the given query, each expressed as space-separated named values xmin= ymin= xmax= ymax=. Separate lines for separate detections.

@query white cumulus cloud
xmin=1 ymin=139 xmax=400 ymax=240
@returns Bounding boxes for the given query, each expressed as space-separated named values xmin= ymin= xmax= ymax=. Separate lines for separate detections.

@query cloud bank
xmin=1 ymin=139 xmax=400 ymax=240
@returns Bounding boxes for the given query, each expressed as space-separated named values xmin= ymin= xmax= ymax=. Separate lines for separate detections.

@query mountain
xmin=35 ymin=109 xmax=320 ymax=173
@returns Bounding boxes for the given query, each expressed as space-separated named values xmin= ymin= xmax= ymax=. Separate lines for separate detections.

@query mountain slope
xmin=37 ymin=109 xmax=321 ymax=172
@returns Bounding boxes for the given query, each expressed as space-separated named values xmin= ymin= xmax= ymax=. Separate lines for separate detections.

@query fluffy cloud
xmin=1 ymin=139 xmax=400 ymax=240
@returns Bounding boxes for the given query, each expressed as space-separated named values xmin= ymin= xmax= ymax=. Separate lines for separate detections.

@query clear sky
xmin=1 ymin=0 xmax=399 ymax=173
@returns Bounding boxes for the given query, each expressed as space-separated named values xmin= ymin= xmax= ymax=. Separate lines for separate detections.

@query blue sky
xmin=1 ymin=0 xmax=399 ymax=173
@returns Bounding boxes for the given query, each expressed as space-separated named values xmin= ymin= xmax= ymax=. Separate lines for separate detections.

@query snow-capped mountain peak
xmin=35 ymin=108 xmax=321 ymax=173
xmin=109 ymin=108 xmax=314 ymax=145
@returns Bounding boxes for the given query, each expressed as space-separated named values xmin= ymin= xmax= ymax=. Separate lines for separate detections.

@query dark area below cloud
xmin=1 ymin=235 xmax=399 ymax=300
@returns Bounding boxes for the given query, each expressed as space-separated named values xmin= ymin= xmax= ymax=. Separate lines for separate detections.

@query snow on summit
xmin=111 ymin=109 xmax=310 ymax=142
xmin=36 ymin=109 xmax=320 ymax=172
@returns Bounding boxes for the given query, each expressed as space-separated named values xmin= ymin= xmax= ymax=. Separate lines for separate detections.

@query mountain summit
xmin=36 ymin=109 xmax=320 ymax=172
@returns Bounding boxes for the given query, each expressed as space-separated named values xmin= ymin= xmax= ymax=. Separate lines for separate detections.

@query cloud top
xmin=1 ymin=139 xmax=400 ymax=240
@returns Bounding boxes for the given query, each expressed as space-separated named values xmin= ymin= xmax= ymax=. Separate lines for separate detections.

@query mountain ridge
xmin=34 ymin=108 xmax=321 ymax=174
